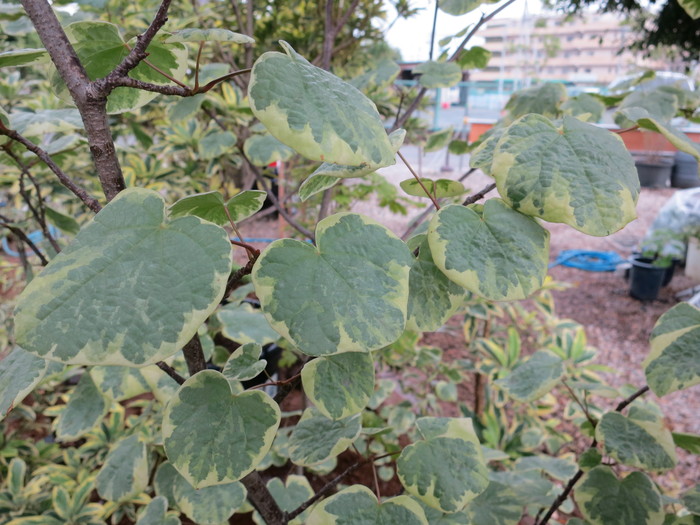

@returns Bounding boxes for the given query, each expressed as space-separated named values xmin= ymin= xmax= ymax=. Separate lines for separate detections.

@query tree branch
xmin=182 ymin=334 xmax=207 ymax=376
xmin=462 ymin=182 xmax=496 ymax=205
xmin=240 ymin=472 xmax=286 ymax=525
xmin=0 ymin=215 xmax=49 ymax=266
xmin=615 ymin=385 xmax=650 ymax=412
xmin=0 ymin=124 xmax=102 ymax=213
xmin=448 ymin=0 xmax=519 ymax=61
xmin=156 ymin=361 xmax=186 ymax=385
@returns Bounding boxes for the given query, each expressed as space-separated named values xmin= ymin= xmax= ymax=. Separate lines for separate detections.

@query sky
xmin=382 ymin=0 xmax=543 ymax=62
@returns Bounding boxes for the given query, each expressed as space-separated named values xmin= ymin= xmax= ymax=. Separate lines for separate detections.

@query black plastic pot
xmin=635 ymin=157 xmax=674 ymax=188
xmin=629 ymin=256 xmax=669 ymax=301
xmin=671 ymin=151 xmax=700 ymax=188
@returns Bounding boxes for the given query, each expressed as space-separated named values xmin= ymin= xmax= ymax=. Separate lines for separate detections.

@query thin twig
xmin=561 ymin=379 xmax=596 ymax=429
xmin=156 ymin=361 xmax=186 ymax=385
xmin=449 ymin=0 xmax=519 ymax=61
xmin=397 ymin=151 xmax=440 ymax=210
xmin=615 ymin=385 xmax=650 ymax=412
xmin=613 ymin=125 xmax=640 ymax=134
xmin=0 ymin=216 xmax=49 ymax=266
xmin=463 ymin=182 xmax=496 ymax=205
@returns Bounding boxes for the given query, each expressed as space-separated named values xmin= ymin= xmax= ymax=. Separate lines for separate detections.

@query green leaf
xmin=514 ymin=454 xmax=578 ymax=481
xmin=643 ymin=302 xmax=700 ymax=396
xmin=96 ymin=435 xmax=149 ymax=502
xmin=400 ymin=177 xmax=465 ymax=198
xmin=289 ymin=408 xmax=361 ymax=466
xmin=56 ymin=372 xmax=109 ymax=441
xmin=10 ymin=109 xmax=83 ymax=135
xmin=672 ymin=432 xmax=700 ymax=454
xmin=165 ymin=28 xmax=254 ymax=44
xmin=682 ymin=485 xmax=700 ymax=514
xmin=491 ymin=114 xmax=639 ymax=236
xmin=561 ymin=93 xmax=606 ymax=122
xmin=170 ymin=190 xmax=266 ymax=225
xmin=163 ymin=370 xmax=280 ymax=488
xmin=217 ymin=302 xmax=280 ymax=345
xmin=170 ymin=464 xmax=246 ymax=524
xmin=249 ymin=41 xmax=395 ymax=167
xmin=397 ymin=417 xmax=489 ymax=512
xmin=302 ymin=352 xmax=375 ymax=420
xmin=298 ymin=173 xmax=342 ymax=201
xmin=496 ymin=350 xmax=564 ymax=402
xmin=222 ymin=342 xmax=266 ymax=381
xmin=424 ymin=127 xmax=454 ymax=153
xmin=596 ymin=408 xmax=677 ymax=471
xmin=469 ymin=124 xmax=506 ymax=175
xmin=578 ymin=448 xmax=602 ymax=470
xmin=153 ymin=462 xmax=180 ymax=509
xmin=253 ymin=213 xmax=413 ymax=356
xmin=406 ymin=240 xmax=466 ymax=332
xmin=574 ymin=467 xmax=664 ymax=525
xmin=505 ymin=83 xmax=567 ymax=120
xmin=167 ymin=94 xmax=205 ymax=122
xmin=619 ymin=107 xmax=700 ymax=161
xmin=349 ymin=59 xmax=400 ymax=91
xmin=44 ymin=206 xmax=80 ymax=236
xmin=462 ymin=481 xmax=523 ymax=525
xmin=616 ymin=88 xmax=679 ymax=127
xmin=0 ymin=347 xmax=48 ymax=421
xmin=427 ymin=200 xmax=550 ymax=301
xmin=414 ymin=61 xmax=462 ymax=88
xmin=448 ymin=139 xmax=473 ymax=155
xmin=243 ymin=133 xmax=295 ymax=166
xmin=135 ymin=496 xmax=180 ymax=525
xmin=678 ymin=0 xmax=700 ymax=18
xmin=89 ymin=366 xmax=150 ymax=401
xmin=198 ymin=130 xmax=237 ymax=160
xmin=15 ymin=188 xmax=231 ymax=366
xmin=57 ymin=21 xmax=188 ymax=114
xmin=456 ymin=46 xmax=492 ymax=69
xmin=0 ymin=48 xmax=46 ymax=68
xmin=265 ymin=474 xmax=314 ymax=513
xmin=307 ymin=485 xmax=428 ymax=524
xmin=439 ymin=0 xmax=499 ymax=15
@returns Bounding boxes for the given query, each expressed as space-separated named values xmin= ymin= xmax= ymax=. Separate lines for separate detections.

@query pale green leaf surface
xmin=491 ymin=114 xmax=639 ymax=236
xmin=56 ymin=21 xmax=188 ymax=114
xmin=505 ymin=83 xmax=567 ymax=120
xmin=682 ymin=485 xmax=700 ymax=514
xmin=298 ymin=173 xmax=342 ymax=201
xmin=198 ymin=130 xmax=236 ymax=160
xmin=400 ymin=178 xmax=465 ymax=198
xmin=439 ymin=0 xmax=499 ymax=15
xmin=596 ymin=409 xmax=677 ymax=471
xmin=673 ymin=432 xmax=700 ymax=454
xmin=163 ymin=370 xmax=280 ymax=487
xmin=141 ymin=365 xmax=180 ymax=405
xmin=45 ymin=206 xmax=80 ymax=236
xmin=288 ymin=408 xmax=361 ymax=466
xmin=678 ymin=0 xmax=700 ymax=18
xmin=616 ymin=89 xmax=679 ymax=127
xmin=10 ymin=109 xmax=82 ymax=135
xmin=135 ymin=496 xmax=180 ymax=525
xmin=96 ymin=435 xmax=149 ymax=502
xmin=561 ymin=93 xmax=605 ymax=122
xmin=619 ymin=107 xmax=700 ymax=161
xmin=56 ymin=372 xmax=109 ymax=441
xmin=153 ymin=462 xmax=180 ymax=508
xmin=0 ymin=48 xmax=46 ymax=68
xmin=222 ymin=342 xmax=266 ymax=381
xmin=167 ymin=94 xmax=205 ymax=122
xmin=457 ymin=46 xmax=492 ymax=69
xmin=397 ymin=417 xmax=489 ymax=512
xmin=463 ymin=481 xmax=523 ymax=525
xmin=415 ymin=61 xmax=462 ymax=89
xmin=406 ymin=240 xmax=467 ymax=332
xmin=427 ymin=201 xmax=550 ymax=301
xmin=575 ymin=467 xmax=664 ymax=525
xmin=89 ymin=366 xmax=150 ymax=402
xmin=643 ymin=302 xmax=700 ymax=396
xmin=307 ymin=485 xmax=428 ymax=525
xmin=302 ymin=351 xmax=375 ymax=420
xmin=424 ymin=127 xmax=454 ymax=153
xmin=217 ymin=302 xmax=280 ymax=345
xmin=243 ymin=134 xmax=295 ymax=166
xmin=469 ymin=124 xmax=506 ymax=175
xmin=253 ymin=213 xmax=413 ymax=356
xmin=165 ymin=28 xmax=254 ymax=44
xmin=15 ymin=188 xmax=231 ymax=366
xmin=349 ymin=59 xmax=400 ymax=91
xmin=515 ymin=455 xmax=578 ymax=481
xmin=489 ymin=470 xmax=558 ymax=507
xmin=496 ymin=350 xmax=564 ymax=402
xmin=0 ymin=347 xmax=48 ymax=421
xmin=249 ymin=41 xmax=395 ymax=167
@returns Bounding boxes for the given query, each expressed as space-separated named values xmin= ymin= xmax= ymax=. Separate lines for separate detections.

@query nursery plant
xmin=1 ymin=0 xmax=700 ymax=524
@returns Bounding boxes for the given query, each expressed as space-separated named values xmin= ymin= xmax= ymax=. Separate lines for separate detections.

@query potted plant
xmin=632 ymin=131 xmax=675 ymax=188
xmin=629 ymin=229 xmax=685 ymax=300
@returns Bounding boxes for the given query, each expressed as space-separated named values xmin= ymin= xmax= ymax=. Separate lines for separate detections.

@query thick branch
xmin=0 ymin=125 xmax=102 ymax=213
xmin=241 ymin=472 xmax=286 ymax=525
xmin=182 ymin=334 xmax=207 ymax=376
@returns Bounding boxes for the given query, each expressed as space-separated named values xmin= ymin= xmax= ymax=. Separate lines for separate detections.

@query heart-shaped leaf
xmin=222 ymin=342 xmax=267 ymax=381
xmin=406 ymin=240 xmax=467 ymax=332
xmin=491 ymin=114 xmax=639 ymax=236
xmin=165 ymin=28 xmax=254 ymax=44
xmin=262 ymin=475 xmax=314 ymax=519
xmin=428 ymin=200 xmax=550 ymax=301
xmin=302 ymin=351 xmax=375 ymax=420
xmin=415 ymin=61 xmax=462 ymax=88
xmin=0 ymin=347 xmax=49 ymax=421
xmin=574 ymin=467 xmax=664 ymax=525
xmin=505 ymin=83 xmax=567 ymax=120
xmin=14 ymin=188 xmax=231 ymax=367
xmin=307 ymin=485 xmax=428 ymax=524
xmin=170 ymin=190 xmax=266 ymax=226
xmin=249 ymin=41 xmax=395 ymax=167
xmin=96 ymin=435 xmax=149 ymax=502
xmin=644 ymin=302 xmax=700 ymax=396
xmin=496 ymin=350 xmax=565 ymax=402
xmin=462 ymin=481 xmax=523 ymax=525
xmin=397 ymin=417 xmax=489 ymax=513
xmin=289 ymin=408 xmax=361 ymax=466
xmin=400 ymin=178 xmax=466 ymax=198
xmin=243 ymin=133 xmax=295 ymax=166
xmin=253 ymin=213 xmax=413 ymax=356
xmin=55 ymin=21 xmax=188 ymax=114
xmin=595 ymin=407 xmax=677 ymax=471
xmin=457 ymin=46 xmax=492 ymax=69
xmin=135 ymin=496 xmax=180 ymax=525
xmin=163 ymin=370 xmax=280 ymax=488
